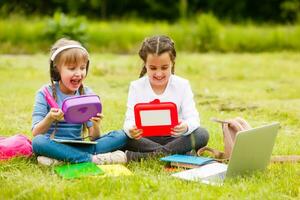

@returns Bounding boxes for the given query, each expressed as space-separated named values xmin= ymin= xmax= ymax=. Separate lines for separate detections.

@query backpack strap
xmin=196 ymin=146 xmax=229 ymax=163
xmin=42 ymin=86 xmax=59 ymax=139
xmin=196 ymin=117 xmax=251 ymax=162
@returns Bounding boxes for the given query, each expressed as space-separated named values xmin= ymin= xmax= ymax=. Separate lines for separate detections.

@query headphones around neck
xmin=50 ymin=45 xmax=90 ymax=81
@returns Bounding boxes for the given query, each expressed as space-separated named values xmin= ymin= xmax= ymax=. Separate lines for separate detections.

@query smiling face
xmin=55 ymin=48 xmax=89 ymax=95
xmin=145 ymin=52 xmax=172 ymax=92
xmin=58 ymin=61 xmax=87 ymax=94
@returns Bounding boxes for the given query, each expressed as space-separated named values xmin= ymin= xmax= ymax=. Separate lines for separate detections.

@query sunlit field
xmin=0 ymin=52 xmax=299 ymax=199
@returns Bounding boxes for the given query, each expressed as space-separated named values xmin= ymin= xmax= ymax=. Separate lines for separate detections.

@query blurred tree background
xmin=1 ymin=0 xmax=299 ymax=22
xmin=0 ymin=0 xmax=300 ymax=53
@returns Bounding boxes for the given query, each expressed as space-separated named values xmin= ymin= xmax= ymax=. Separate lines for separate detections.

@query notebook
xmin=160 ymin=154 xmax=215 ymax=168
xmin=52 ymin=138 xmax=97 ymax=145
xmin=97 ymin=164 xmax=133 ymax=177
xmin=54 ymin=162 xmax=104 ymax=179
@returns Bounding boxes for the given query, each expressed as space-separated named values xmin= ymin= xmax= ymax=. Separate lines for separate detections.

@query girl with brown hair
xmin=122 ymin=35 xmax=209 ymax=161
xmin=31 ymin=38 xmax=127 ymax=165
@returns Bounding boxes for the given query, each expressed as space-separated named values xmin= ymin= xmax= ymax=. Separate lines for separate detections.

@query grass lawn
xmin=0 ymin=52 xmax=299 ymax=199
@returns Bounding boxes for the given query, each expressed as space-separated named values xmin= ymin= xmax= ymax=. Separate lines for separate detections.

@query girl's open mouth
xmin=71 ymin=79 xmax=81 ymax=87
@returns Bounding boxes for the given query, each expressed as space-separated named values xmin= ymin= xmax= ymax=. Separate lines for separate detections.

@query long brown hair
xmin=138 ymin=35 xmax=176 ymax=78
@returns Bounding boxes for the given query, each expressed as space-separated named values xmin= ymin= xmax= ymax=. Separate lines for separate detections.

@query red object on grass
xmin=134 ymin=99 xmax=179 ymax=137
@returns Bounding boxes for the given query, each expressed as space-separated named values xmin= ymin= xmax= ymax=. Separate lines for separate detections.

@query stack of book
xmin=161 ymin=154 xmax=227 ymax=185
xmin=160 ymin=154 xmax=215 ymax=169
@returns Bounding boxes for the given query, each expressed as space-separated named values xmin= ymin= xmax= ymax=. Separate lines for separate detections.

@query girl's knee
xmin=192 ymin=127 xmax=210 ymax=148
xmin=31 ymin=135 xmax=49 ymax=153
xmin=107 ymin=130 xmax=128 ymax=141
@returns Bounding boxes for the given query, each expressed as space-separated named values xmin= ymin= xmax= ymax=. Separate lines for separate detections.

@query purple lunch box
xmin=62 ymin=95 xmax=102 ymax=124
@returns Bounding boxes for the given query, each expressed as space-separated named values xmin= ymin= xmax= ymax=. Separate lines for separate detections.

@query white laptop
xmin=172 ymin=122 xmax=280 ymax=185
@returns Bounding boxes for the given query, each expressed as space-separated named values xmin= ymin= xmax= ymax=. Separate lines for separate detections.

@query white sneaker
xmin=37 ymin=156 xmax=61 ymax=166
xmin=92 ymin=150 xmax=127 ymax=165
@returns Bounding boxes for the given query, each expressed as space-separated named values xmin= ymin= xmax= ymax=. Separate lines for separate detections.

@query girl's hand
xmin=171 ymin=121 xmax=188 ymax=137
xmin=129 ymin=126 xmax=143 ymax=140
xmin=47 ymin=108 xmax=64 ymax=122
xmin=90 ymin=113 xmax=103 ymax=126
xmin=88 ymin=113 xmax=103 ymax=140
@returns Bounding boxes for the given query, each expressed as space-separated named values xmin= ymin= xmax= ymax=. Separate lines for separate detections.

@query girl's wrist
xmin=92 ymin=121 xmax=100 ymax=128
xmin=46 ymin=113 xmax=55 ymax=123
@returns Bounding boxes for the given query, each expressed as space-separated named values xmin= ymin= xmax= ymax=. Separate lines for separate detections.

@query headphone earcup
xmin=86 ymin=60 xmax=90 ymax=76
xmin=50 ymin=61 xmax=61 ymax=81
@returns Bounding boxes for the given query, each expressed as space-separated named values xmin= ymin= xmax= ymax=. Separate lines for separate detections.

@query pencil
xmin=210 ymin=117 xmax=230 ymax=124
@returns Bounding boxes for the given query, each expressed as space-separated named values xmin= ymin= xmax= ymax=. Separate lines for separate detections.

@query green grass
xmin=1 ymin=16 xmax=300 ymax=53
xmin=0 ymin=52 xmax=300 ymax=199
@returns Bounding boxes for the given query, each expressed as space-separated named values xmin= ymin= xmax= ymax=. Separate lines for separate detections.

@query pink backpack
xmin=0 ymin=134 xmax=32 ymax=160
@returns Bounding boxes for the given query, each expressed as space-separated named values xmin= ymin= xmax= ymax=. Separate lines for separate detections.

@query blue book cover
xmin=160 ymin=154 xmax=214 ymax=166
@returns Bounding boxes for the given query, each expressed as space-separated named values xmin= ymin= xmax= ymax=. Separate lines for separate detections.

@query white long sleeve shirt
xmin=123 ymin=75 xmax=200 ymax=138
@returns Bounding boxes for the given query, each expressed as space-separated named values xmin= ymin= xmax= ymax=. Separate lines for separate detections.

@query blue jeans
xmin=32 ymin=130 xmax=128 ymax=163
